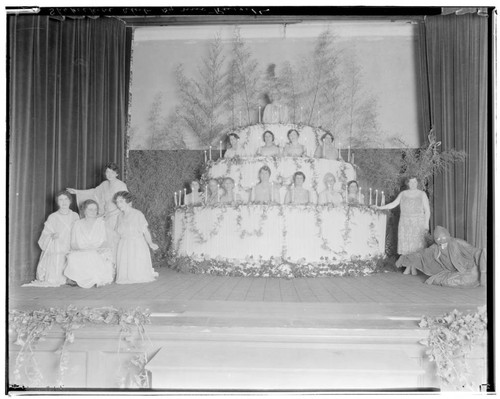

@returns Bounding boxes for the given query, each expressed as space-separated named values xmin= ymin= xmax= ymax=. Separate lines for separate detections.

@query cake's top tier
xmin=228 ymin=123 xmax=330 ymax=157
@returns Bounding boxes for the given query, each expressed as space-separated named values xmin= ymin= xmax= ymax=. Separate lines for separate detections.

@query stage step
xmin=147 ymin=340 xmax=425 ymax=390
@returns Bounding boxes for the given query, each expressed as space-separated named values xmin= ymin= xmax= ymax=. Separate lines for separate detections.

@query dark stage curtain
xmin=424 ymin=13 xmax=489 ymax=248
xmin=8 ymin=16 xmax=129 ymax=283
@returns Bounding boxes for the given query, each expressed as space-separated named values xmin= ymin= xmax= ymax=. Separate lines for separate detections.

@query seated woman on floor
xmin=256 ymin=130 xmax=281 ymax=157
xmin=251 ymin=165 xmax=280 ymax=204
xmin=224 ymin=133 xmax=240 ymax=159
xmin=284 ymin=171 xmax=313 ymax=205
xmin=345 ymin=180 xmax=365 ymax=205
xmin=185 ymin=180 xmax=203 ymax=205
xmin=64 ymin=200 xmax=114 ymax=288
xmin=220 ymin=177 xmax=242 ymax=204
xmin=396 ymin=226 xmax=486 ymax=287
xmin=24 ymin=190 xmax=80 ymax=287
xmin=205 ymin=178 xmax=221 ymax=205
xmin=314 ymin=132 xmax=338 ymax=160
xmin=282 ymin=129 xmax=306 ymax=157
xmin=318 ymin=173 xmax=343 ymax=206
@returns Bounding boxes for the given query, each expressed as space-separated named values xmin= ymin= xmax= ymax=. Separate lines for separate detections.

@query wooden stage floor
xmin=10 ymin=268 xmax=487 ymax=330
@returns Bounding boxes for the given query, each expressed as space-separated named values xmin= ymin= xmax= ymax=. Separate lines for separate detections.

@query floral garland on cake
xmin=169 ymin=251 xmax=387 ymax=279
xmin=9 ymin=306 xmax=151 ymax=389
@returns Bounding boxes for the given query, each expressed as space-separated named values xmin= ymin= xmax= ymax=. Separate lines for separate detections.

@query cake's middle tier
xmin=206 ymin=157 xmax=356 ymax=201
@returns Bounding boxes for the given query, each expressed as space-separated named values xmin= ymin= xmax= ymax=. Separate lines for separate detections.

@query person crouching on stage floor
xmin=396 ymin=226 xmax=486 ymax=287
xmin=251 ymin=165 xmax=281 ymax=204
xmin=64 ymin=200 xmax=114 ymax=288
xmin=344 ymin=180 xmax=365 ymax=205
xmin=113 ymin=191 xmax=159 ymax=284
xmin=282 ymin=129 xmax=306 ymax=157
xmin=285 ymin=171 xmax=312 ymax=205
xmin=23 ymin=190 xmax=80 ymax=287
xmin=314 ymin=132 xmax=337 ymax=160
xmin=205 ymin=178 xmax=221 ymax=205
xmin=224 ymin=133 xmax=240 ymax=159
xmin=256 ymin=130 xmax=281 ymax=157
xmin=220 ymin=177 xmax=242 ymax=204
xmin=185 ymin=180 xmax=203 ymax=206
xmin=318 ymin=173 xmax=343 ymax=206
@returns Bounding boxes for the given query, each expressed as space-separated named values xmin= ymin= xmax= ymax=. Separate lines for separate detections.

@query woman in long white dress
xmin=24 ymin=191 xmax=80 ymax=287
xmin=67 ymin=162 xmax=127 ymax=239
xmin=64 ymin=200 xmax=114 ymax=288
xmin=282 ymin=129 xmax=306 ymax=157
xmin=114 ymin=191 xmax=159 ymax=284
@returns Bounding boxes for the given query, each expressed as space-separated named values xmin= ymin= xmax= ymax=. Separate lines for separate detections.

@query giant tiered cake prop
xmin=171 ymin=123 xmax=387 ymax=278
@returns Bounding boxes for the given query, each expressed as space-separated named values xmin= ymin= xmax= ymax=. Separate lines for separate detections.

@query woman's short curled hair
xmin=321 ymin=132 xmax=334 ymax=142
xmin=405 ymin=175 xmax=419 ymax=187
xmin=55 ymin=190 xmax=73 ymax=203
xmin=104 ymin=162 xmax=120 ymax=174
xmin=113 ymin=191 xmax=133 ymax=204
xmin=323 ymin=172 xmax=336 ymax=186
xmin=293 ymin=171 xmax=306 ymax=183
xmin=347 ymin=180 xmax=359 ymax=190
xmin=80 ymin=199 xmax=99 ymax=216
xmin=287 ymin=129 xmax=300 ymax=140
xmin=223 ymin=177 xmax=235 ymax=185
xmin=228 ymin=133 xmax=240 ymax=140
xmin=262 ymin=130 xmax=275 ymax=142
xmin=258 ymin=165 xmax=272 ymax=181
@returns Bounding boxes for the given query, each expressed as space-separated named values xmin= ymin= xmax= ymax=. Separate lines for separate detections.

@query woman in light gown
xmin=67 ymin=162 xmax=128 ymax=234
xmin=205 ymin=179 xmax=221 ymax=205
xmin=251 ymin=165 xmax=280 ymax=204
xmin=64 ymin=200 xmax=114 ymax=288
xmin=345 ymin=180 xmax=365 ymax=205
xmin=284 ymin=171 xmax=312 ymax=204
xmin=224 ymin=133 xmax=240 ymax=159
xmin=220 ymin=177 xmax=242 ymax=204
xmin=314 ymin=132 xmax=338 ymax=160
xmin=185 ymin=180 xmax=203 ymax=206
xmin=256 ymin=131 xmax=281 ymax=157
xmin=282 ymin=129 xmax=306 ymax=157
xmin=114 ymin=191 xmax=159 ymax=284
xmin=375 ymin=176 xmax=430 ymax=255
xmin=24 ymin=191 xmax=80 ymax=287
xmin=318 ymin=173 xmax=343 ymax=206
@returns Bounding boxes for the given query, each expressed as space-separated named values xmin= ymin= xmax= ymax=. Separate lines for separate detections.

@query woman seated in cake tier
xmin=185 ymin=180 xmax=203 ymax=206
xmin=282 ymin=129 xmax=306 ymax=157
xmin=284 ymin=171 xmax=313 ymax=205
xmin=318 ymin=173 xmax=343 ymax=206
xmin=251 ymin=165 xmax=281 ymax=204
xmin=314 ymin=132 xmax=338 ymax=160
xmin=64 ymin=200 xmax=114 ymax=289
xmin=205 ymin=178 xmax=221 ymax=205
xmin=256 ymin=130 xmax=281 ymax=157
xmin=220 ymin=177 xmax=242 ymax=204
xmin=345 ymin=180 xmax=365 ymax=205
xmin=224 ymin=133 xmax=240 ymax=159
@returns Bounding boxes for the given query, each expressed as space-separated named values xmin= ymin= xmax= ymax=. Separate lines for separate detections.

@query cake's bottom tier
xmin=172 ymin=204 xmax=386 ymax=264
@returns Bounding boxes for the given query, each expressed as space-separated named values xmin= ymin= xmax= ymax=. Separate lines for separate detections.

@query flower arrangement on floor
xmin=9 ymin=305 xmax=152 ymax=389
xmin=419 ymin=306 xmax=487 ymax=391
xmin=168 ymin=252 xmax=389 ymax=279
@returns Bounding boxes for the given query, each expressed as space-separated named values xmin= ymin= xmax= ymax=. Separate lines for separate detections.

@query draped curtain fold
xmin=8 ymin=16 xmax=129 ymax=283
xmin=423 ymin=13 xmax=489 ymax=248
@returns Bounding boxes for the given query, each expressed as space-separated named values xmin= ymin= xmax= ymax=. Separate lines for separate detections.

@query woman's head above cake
xmin=287 ymin=129 xmax=299 ymax=143
xmin=262 ymin=130 xmax=275 ymax=144
xmin=293 ymin=171 xmax=306 ymax=187
xmin=258 ymin=165 xmax=272 ymax=183
xmin=321 ymin=132 xmax=334 ymax=145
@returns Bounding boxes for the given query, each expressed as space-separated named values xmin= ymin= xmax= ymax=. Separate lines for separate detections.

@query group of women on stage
xmin=28 ymin=163 xmax=159 ymax=289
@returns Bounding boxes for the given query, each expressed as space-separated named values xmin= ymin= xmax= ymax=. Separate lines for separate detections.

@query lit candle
xmin=375 ymin=189 xmax=379 ymax=206
xmin=271 ymin=182 xmax=274 ymax=202
xmin=369 ymin=188 xmax=372 ymax=206
xmin=209 ymin=146 xmax=212 ymax=161
xmin=204 ymin=150 xmax=207 ymax=163
xmin=217 ymin=184 xmax=220 ymax=203
xmin=348 ymin=145 xmax=351 ymax=163
xmin=292 ymin=184 xmax=295 ymax=203
xmin=381 ymin=191 xmax=385 ymax=206
xmin=252 ymin=186 xmax=255 ymax=202
xmin=322 ymin=140 xmax=325 ymax=158
xmin=338 ymin=143 xmax=341 ymax=160
xmin=258 ymin=106 xmax=262 ymax=123
xmin=205 ymin=185 xmax=208 ymax=204
xmin=184 ymin=188 xmax=187 ymax=206
xmin=351 ymin=152 xmax=355 ymax=164
xmin=239 ymin=111 xmax=242 ymax=126
xmin=174 ymin=191 xmax=178 ymax=207
xmin=179 ymin=190 xmax=182 ymax=206
xmin=358 ymin=187 xmax=362 ymax=204
xmin=219 ymin=141 xmax=222 ymax=158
